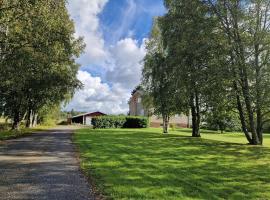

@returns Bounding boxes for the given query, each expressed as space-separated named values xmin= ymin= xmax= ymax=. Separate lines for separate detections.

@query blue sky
xmin=100 ymin=0 xmax=165 ymax=45
xmin=66 ymin=0 xmax=165 ymax=114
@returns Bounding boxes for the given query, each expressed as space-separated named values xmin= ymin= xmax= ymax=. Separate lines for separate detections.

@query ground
xmin=0 ymin=126 xmax=94 ymax=200
xmin=75 ymin=128 xmax=270 ymax=200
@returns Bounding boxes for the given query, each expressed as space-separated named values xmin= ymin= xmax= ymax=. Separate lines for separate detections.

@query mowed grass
xmin=75 ymin=128 xmax=270 ymax=200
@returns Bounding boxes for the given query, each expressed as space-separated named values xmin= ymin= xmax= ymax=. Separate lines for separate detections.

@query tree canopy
xmin=142 ymin=0 xmax=270 ymax=145
xmin=0 ymin=0 xmax=84 ymax=129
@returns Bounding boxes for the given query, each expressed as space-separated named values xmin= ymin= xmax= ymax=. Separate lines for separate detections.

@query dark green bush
xmin=92 ymin=116 xmax=149 ymax=129
xmin=123 ymin=116 xmax=149 ymax=128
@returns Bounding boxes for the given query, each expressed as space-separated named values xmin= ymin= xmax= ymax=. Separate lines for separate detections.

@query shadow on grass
xmin=75 ymin=128 xmax=270 ymax=200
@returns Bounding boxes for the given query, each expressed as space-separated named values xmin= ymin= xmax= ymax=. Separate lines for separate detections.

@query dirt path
xmin=0 ymin=126 xmax=94 ymax=200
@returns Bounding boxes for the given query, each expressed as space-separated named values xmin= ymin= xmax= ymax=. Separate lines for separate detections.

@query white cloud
xmin=106 ymin=38 xmax=146 ymax=89
xmin=65 ymin=71 xmax=130 ymax=114
xmin=67 ymin=0 xmax=108 ymax=65
xmin=65 ymin=1 xmax=147 ymax=114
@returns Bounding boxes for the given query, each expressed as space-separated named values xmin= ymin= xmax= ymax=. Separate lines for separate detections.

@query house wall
xmin=71 ymin=112 xmax=106 ymax=126
xmin=150 ymin=114 xmax=189 ymax=128
xmin=85 ymin=116 xmax=92 ymax=125
xmin=129 ymin=90 xmax=190 ymax=128
xmin=129 ymin=91 xmax=145 ymax=116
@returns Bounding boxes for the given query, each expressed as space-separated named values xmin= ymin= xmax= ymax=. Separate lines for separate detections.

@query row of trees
xmin=0 ymin=0 xmax=84 ymax=129
xmin=142 ymin=0 xmax=270 ymax=145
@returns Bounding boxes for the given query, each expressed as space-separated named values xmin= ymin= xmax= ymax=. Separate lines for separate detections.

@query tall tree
xmin=142 ymin=20 xmax=183 ymax=133
xmin=207 ymin=0 xmax=270 ymax=145
xmin=160 ymin=0 xmax=219 ymax=137
xmin=0 ymin=0 xmax=84 ymax=129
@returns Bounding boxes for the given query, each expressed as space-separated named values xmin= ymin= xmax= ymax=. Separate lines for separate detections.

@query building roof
xmin=71 ymin=111 xmax=106 ymax=119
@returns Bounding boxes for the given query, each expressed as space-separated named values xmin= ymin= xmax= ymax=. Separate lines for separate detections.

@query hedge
xmin=91 ymin=116 xmax=149 ymax=129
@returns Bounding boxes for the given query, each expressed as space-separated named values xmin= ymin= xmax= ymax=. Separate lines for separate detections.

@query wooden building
xmin=69 ymin=111 xmax=106 ymax=125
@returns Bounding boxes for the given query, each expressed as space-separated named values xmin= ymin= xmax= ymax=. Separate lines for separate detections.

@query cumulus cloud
xmin=67 ymin=0 xmax=108 ymax=65
xmin=65 ymin=71 xmax=130 ymax=114
xmin=65 ymin=1 xmax=147 ymax=114
xmin=66 ymin=50 xmax=146 ymax=114
xmin=106 ymin=38 xmax=146 ymax=89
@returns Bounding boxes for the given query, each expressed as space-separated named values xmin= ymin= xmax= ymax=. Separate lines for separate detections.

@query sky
xmin=65 ymin=0 xmax=166 ymax=114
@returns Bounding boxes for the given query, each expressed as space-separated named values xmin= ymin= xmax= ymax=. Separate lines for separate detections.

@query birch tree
xmin=160 ymin=0 xmax=220 ymax=137
xmin=142 ymin=20 xmax=183 ymax=133
xmin=207 ymin=0 xmax=270 ymax=145
xmin=0 ymin=0 xmax=84 ymax=129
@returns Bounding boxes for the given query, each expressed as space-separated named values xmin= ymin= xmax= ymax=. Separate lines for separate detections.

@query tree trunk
xmin=162 ymin=115 xmax=169 ymax=134
xmin=190 ymin=94 xmax=201 ymax=137
xmin=241 ymin=73 xmax=260 ymax=145
xmin=255 ymin=42 xmax=263 ymax=145
xmin=233 ymin=81 xmax=253 ymax=144
xmin=26 ymin=109 xmax=33 ymax=128
xmin=12 ymin=111 xmax=20 ymax=130
xmin=32 ymin=112 xmax=38 ymax=127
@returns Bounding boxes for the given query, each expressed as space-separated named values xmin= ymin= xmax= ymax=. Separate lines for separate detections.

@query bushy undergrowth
xmin=92 ymin=116 xmax=149 ymax=129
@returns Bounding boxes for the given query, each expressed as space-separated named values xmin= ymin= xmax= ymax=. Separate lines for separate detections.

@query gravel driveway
xmin=0 ymin=127 xmax=94 ymax=200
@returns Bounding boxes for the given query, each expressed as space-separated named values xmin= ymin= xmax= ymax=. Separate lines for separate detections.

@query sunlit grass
xmin=177 ymin=128 xmax=270 ymax=146
xmin=75 ymin=128 xmax=270 ymax=200
xmin=0 ymin=124 xmax=53 ymax=140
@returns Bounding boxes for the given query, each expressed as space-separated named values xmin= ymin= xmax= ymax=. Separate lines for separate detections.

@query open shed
xmin=70 ymin=111 xmax=106 ymax=125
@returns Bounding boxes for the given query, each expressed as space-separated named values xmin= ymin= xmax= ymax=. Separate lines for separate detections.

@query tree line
xmin=0 ymin=0 xmax=84 ymax=129
xmin=142 ymin=0 xmax=270 ymax=145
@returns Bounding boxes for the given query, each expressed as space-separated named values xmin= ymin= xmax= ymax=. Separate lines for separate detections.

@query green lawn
xmin=74 ymin=128 xmax=270 ymax=200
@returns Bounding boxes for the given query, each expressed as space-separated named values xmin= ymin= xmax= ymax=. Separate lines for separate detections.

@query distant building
xmin=69 ymin=111 xmax=106 ymax=125
xmin=129 ymin=89 xmax=190 ymax=128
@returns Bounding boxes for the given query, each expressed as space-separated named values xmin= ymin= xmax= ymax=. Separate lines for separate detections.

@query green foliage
xmin=0 ymin=0 xmax=84 ymax=129
xmin=0 ymin=123 xmax=10 ymax=131
xmin=38 ymin=105 xmax=62 ymax=126
xmin=92 ymin=116 xmax=126 ymax=129
xmin=124 ymin=116 xmax=149 ymax=128
xmin=75 ymin=128 xmax=270 ymax=199
xmin=141 ymin=0 xmax=270 ymax=144
xmin=203 ymin=111 xmax=242 ymax=132
xmin=142 ymin=19 xmax=182 ymax=133
xmin=92 ymin=116 xmax=149 ymax=129
xmin=204 ymin=0 xmax=270 ymax=144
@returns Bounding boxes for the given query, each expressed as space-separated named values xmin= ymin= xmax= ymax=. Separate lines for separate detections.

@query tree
xmin=207 ymin=0 xmax=270 ymax=145
xmin=0 ymin=0 xmax=84 ymax=129
xmin=142 ymin=20 xmax=184 ymax=134
xmin=160 ymin=0 xmax=220 ymax=137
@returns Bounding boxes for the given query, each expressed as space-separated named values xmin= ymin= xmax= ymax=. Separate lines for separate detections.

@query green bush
xmin=92 ymin=116 xmax=149 ymax=129
xmin=91 ymin=116 xmax=126 ymax=129
xmin=124 ymin=116 xmax=149 ymax=128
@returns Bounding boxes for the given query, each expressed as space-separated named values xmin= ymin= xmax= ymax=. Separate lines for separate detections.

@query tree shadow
xmin=76 ymin=128 xmax=270 ymax=199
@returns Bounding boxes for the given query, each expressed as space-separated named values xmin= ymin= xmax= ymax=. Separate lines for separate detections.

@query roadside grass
xmin=74 ymin=128 xmax=270 ymax=200
xmin=0 ymin=123 xmax=53 ymax=140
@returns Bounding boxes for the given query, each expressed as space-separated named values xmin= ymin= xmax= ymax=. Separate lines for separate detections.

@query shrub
xmin=92 ymin=116 xmax=149 ymax=129
xmin=124 ymin=116 xmax=149 ymax=128
xmin=91 ymin=116 xmax=126 ymax=129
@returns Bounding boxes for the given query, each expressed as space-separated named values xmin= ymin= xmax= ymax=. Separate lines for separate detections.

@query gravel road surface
xmin=0 ymin=127 xmax=94 ymax=200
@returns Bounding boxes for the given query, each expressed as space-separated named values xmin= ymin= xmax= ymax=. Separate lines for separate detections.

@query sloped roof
xmin=71 ymin=111 xmax=106 ymax=119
